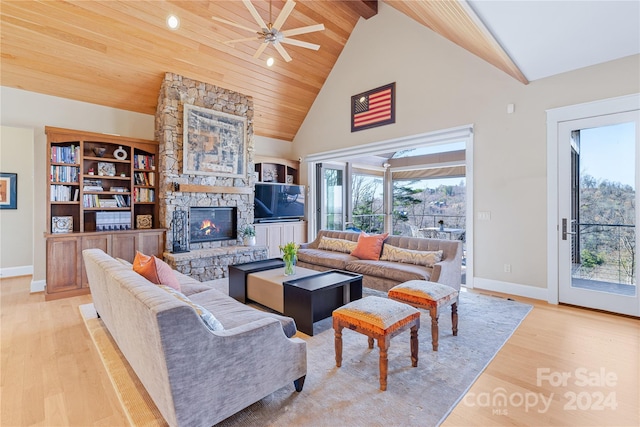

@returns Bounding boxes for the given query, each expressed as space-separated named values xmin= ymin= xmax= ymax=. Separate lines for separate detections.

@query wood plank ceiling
xmin=0 ymin=0 xmax=524 ymax=142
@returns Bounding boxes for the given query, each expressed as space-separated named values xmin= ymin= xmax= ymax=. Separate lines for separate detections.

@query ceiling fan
xmin=212 ymin=0 xmax=325 ymax=63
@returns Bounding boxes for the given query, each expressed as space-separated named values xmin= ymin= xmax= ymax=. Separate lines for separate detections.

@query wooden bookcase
xmin=45 ymin=126 xmax=164 ymax=300
xmin=254 ymin=156 xmax=299 ymax=184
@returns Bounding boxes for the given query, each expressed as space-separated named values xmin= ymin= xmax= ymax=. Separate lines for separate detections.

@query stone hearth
xmin=164 ymin=246 xmax=267 ymax=282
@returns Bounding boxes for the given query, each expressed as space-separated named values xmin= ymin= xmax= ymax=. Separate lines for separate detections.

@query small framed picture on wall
xmin=0 ymin=173 xmax=17 ymax=209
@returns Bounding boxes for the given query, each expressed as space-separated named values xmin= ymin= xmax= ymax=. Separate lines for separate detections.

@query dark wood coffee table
xmin=283 ymin=270 xmax=363 ymax=336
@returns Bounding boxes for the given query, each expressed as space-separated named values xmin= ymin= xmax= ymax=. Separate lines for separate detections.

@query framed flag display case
xmin=351 ymin=82 xmax=396 ymax=132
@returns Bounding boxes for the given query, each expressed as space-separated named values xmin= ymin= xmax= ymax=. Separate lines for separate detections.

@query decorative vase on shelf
xmin=280 ymin=241 xmax=299 ymax=276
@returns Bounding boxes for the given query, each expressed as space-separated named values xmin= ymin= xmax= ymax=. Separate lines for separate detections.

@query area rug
xmin=80 ymin=289 xmax=531 ymax=427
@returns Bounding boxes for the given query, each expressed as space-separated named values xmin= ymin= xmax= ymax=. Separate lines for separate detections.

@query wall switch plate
xmin=504 ymin=264 xmax=511 ymax=273
xmin=478 ymin=211 xmax=491 ymax=221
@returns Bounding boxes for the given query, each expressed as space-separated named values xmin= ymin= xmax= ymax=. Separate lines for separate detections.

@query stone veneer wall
xmin=155 ymin=72 xmax=256 ymax=253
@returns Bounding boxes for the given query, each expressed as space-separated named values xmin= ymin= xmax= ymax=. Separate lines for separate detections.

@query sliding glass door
xmin=316 ymin=163 xmax=346 ymax=232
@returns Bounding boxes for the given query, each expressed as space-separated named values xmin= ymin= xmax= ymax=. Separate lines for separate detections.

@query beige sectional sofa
xmin=297 ymin=230 xmax=462 ymax=292
xmin=83 ymin=248 xmax=307 ymax=427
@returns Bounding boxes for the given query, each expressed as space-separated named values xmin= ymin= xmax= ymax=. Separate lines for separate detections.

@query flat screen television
xmin=254 ymin=182 xmax=305 ymax=222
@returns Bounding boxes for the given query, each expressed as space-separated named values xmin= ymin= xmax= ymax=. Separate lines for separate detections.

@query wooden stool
xmin=388 ymin=280 xmax=458 ymax=351
xmin=333 ymin=296 xmax=420 ymax=391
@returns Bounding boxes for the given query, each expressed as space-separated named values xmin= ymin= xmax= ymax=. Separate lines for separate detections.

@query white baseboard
xmin=31 ymin=279 xmax=46 ymax=293
xmin=472 ymin=277 xmax=548 ymax=301
xmin=0 ymin=265 xmax=33 ymax=279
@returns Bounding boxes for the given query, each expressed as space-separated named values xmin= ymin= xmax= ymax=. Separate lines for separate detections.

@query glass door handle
xmin=562 ymin=218 xmax=576 ymax=240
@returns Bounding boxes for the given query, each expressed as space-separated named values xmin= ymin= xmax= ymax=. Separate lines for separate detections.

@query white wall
xmin=293 ymin=2 xmax=640 ymax=295
xmin=254 ymin=135 xmax=294 ymax=159
xmin=0 ymin=126 xmax=34 ymax=277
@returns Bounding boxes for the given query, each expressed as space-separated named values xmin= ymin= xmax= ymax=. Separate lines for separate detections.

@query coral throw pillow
xmin=133 ymin=251 xmax=181 ymax=291
xmin=350 ymin=232 xmax=389 ymax=261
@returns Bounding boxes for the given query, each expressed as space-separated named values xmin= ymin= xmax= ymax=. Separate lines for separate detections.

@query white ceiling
xmin=468 ymin=0 xmax=640 ymax=81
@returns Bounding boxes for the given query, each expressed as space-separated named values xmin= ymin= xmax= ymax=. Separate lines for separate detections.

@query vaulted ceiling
xmin=2 ymin=1 xmax=637 ymax=141
xmin=0 ymin=0 xmax=526 ymax=141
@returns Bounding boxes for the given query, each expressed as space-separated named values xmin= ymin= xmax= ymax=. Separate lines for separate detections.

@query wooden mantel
xmin=175 ymin=183 xmax=252 ymax=195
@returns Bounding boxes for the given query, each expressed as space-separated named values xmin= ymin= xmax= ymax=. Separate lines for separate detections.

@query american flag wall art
xmin=351 ymin=82 xmax=395 ymax=132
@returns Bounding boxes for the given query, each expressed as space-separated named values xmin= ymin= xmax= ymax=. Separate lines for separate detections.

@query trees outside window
xmin=351 ymin=174 xmax=384 ymax=233
xmin=392 ymin=178 xmax=466 ymax=236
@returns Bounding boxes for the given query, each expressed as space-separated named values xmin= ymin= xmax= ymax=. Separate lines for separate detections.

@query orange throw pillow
xmin=350 ymin=232 xmax=389 ymax=261
xmin=133 ymin=251 xmax=181 ymax=291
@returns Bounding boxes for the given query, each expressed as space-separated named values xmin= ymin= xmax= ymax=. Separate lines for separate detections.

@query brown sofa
xmin=297 ymin=230 xmax=463 ymax=292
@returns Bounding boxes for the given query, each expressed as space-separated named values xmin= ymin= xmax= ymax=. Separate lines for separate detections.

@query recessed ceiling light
xmin=166 ymin=15 xmax=180 ymax=30
xmin=266 ymin=57 xmax=275 ymax=67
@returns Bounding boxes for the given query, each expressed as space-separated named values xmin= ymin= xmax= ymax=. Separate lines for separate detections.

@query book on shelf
xmin=51 ymin=185 xmax=70 ymax=202
xmin=83 ymin=178 xmax=103 ymax=192
xmin=133 ymin=187 xmax=155 ymax=203
xmin=113 ymin=194 xmax=130 ymax=207
xmin=50 ymin=165 xmax=79 ymax=183
xmin=133 ymin=154 xmax=155 ymax=170
xmin=83 ymin=194 xmax=99 ymax=208
xmin=96 ymin=211 xmax=132 ymax=231
xmin=98 ymin=199 xmax=118 ymax=208
xmin=51 ymin=145 xmax=80 ymax=164
xmin=133 ymin=171 xmax=155 ymax=186
xmin=109 ymin=186 xmax=129 ymax=192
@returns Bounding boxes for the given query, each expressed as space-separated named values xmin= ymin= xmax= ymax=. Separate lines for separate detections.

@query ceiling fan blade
xmin=281 ymin=23 xmax=325 ymax=37
xmin=211 ymin=16 xmax=257 ymax=33
xmin=280 ymin=38 xmax=320 ymax=50
xmin=274 ymin=42 xmax=292 ymax=62
xmin=272 ymin=0 xmax=296 ymax=31
xmin=224 ymin=36 xmax=262 ymax=46
xmin=253 ymin=42 xmax=268 ymax=60
xmin=242 ymin=0 xmax=268 ymax=30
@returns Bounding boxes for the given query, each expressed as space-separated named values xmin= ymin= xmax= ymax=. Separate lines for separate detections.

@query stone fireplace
xmin=189 ymin=207 xmax=237 ymax=243
xmin=156 ymin=73 xmax=267 ymax=280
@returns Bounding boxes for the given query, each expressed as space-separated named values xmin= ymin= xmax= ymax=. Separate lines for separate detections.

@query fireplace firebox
xmin=189 ymin=207 xmax=237 ymax=243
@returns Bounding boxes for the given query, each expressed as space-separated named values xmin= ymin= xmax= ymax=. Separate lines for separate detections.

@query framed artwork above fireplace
xmin=183 ymin=104 xmax=247 ymax=178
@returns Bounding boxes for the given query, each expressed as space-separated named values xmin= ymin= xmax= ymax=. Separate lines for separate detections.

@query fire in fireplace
xmin=189 ymin=207 xmax=237 ymax=243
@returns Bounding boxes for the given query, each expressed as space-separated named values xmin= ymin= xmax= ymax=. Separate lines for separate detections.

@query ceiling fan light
xmin=166 ymin=15 xmax=180 ymax=30
xmin=266 ymin=57 xmax=275 ymax=67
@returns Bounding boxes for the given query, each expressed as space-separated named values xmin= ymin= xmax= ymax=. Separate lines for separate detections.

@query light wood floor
xmin=1 ymin=276 xmax=638 ymax=426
